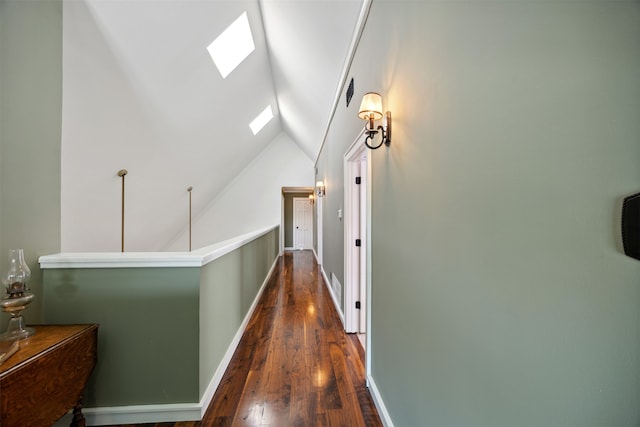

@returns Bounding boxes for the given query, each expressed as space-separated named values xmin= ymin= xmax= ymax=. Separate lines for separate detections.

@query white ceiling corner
xmin=260 ymin=0 xmax=364 ymax=160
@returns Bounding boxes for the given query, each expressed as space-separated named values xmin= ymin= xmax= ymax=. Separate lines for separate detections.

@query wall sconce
xmin=316 ymin=181 xmax=325 ymax=197
xmin=358 ymin=92 xmax=391 ymax=149
xmin=308 ymin=194 xmax=315 ymax=205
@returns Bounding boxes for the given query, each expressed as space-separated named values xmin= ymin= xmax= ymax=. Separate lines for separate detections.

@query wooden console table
xmin=0 ymin=324 xmax=98 ymax=427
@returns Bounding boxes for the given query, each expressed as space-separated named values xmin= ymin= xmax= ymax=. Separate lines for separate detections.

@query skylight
xmin=207 ymin=12 xmax=255 ymax=79
xmin=249 ymin=106 xmax=273 ymax=135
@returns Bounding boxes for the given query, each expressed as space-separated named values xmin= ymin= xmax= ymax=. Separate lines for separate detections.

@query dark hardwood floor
xmin=106 ymin=250 xmax=382 ymax=427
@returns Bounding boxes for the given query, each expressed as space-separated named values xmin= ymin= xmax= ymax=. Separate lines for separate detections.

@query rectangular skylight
xmin=250 ymin=106 xmax=273 ymax=135
xmin=207 ymin=12 xmax=255 ymax=79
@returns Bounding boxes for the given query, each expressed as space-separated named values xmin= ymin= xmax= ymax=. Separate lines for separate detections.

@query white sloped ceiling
xmin=60 ymin=0 xmax=363 ymax=251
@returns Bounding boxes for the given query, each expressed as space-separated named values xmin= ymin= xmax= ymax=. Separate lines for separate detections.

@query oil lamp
xmin=0 ymin=249 xmax=35 ymax=341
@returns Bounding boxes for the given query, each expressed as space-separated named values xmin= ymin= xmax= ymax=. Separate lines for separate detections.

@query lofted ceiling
xmin=74 ymin=0 xmax=364 ymax=163
xmin=61 ymin=0 xmax=365 ymax=251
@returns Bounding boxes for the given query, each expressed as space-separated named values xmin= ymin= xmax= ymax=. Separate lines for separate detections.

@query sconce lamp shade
xmin=358 ymin=91 xmax=391 ymax=149
xmin=358 ymin=92 xmax=383 ymax=121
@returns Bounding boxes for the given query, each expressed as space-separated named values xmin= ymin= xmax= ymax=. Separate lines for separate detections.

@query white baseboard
xmin=85 ymin=403 xmax=201 ymax=425
xmin=61 ymin=256 xmax=280 ymax=426
xmin=198 ymin=255 xmax=278 ymax=417
xmin=367 ymin=374 xmax=395 ymax=427
xmin=321 ymin=267 xmax=344 ymax=327
xmin=313 ymin=251 xmax=344 ymax=336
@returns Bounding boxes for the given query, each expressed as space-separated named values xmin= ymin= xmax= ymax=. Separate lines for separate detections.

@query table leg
xmin=70 ymin=395 xmax=86 ymax=427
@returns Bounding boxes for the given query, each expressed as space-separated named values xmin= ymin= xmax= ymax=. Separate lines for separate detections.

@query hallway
xmin=203 ymin=249 xmax=381 ymax=426
xmin=111 ymin=250 xmax=382 ymax=426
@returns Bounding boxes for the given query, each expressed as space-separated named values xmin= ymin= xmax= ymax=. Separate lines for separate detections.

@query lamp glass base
xmin=0 ymin=316 xmax=35 ymax=342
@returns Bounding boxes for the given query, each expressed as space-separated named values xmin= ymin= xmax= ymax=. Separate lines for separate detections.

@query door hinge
xmin=355 ymin=176 xmax=361 ymax=185
xmin=355 ymin=239 xmax=361 ymax=247
xmin=355 ymin=301 xmax=361 ymax=309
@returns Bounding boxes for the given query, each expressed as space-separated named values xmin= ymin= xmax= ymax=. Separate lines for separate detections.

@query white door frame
xmin=293 ymin=197 xmax=313 ymax=250
xmin=344 ymin=129 xmax=372 ymax=375
xmin=316 ymin=192 xmax=323 ymax=265
xmin=280 ymin=187 xmax=314 ymax=253
xmin=280 ymin=193 xmax=285 ymax=253
xmin=344 ymin=151 xmax=365 ymax=333
xmin=358 ymin=160 xmax=367 ymax=332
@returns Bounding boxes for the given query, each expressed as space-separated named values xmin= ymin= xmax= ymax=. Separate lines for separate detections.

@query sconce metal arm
xmin=365 ymin=125 xmax=387 ymax=149
xmin=364 ymin=111 xmax=392 ymax=150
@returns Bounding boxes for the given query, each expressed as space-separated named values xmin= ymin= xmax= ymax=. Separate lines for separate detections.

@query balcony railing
xmin=39 ymin=225 xmax=280 ymax=425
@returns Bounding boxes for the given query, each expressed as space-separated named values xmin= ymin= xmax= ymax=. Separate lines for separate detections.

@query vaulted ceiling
xmin=61 ymin=0 xmax=365 ymax=251
xmin=74 ymin=0 xmax=363 ymax=161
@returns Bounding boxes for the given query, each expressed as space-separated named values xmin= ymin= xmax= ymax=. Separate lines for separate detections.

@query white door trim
xmin=344 ymin=130 xmax=366 ymax=326
xmin=316 ymin=193 xmax=323 ymax=265
xmin=344 ymin=154 xmax=362 ymax=333
xmin=280 ymin=193 xmax=285 ymax=253
xmin=344 ymin=129 xmax=372 ymax=377
xmin=358 ymin=158 xmax=367 ymax=333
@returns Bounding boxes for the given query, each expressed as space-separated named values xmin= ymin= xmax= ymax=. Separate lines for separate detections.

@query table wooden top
xmin=0 ymin=324 xmax=98 ymax=376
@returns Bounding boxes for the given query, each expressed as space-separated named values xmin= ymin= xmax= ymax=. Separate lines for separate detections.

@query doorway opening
xmin=281 ymin=187 xmax=314 ymax=251
xmin=344 ymin=132 xmax=370 ymax=371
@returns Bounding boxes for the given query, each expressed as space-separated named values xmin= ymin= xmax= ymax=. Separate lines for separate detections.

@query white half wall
xmin=164 ymin=133 xmax=313 ymax=251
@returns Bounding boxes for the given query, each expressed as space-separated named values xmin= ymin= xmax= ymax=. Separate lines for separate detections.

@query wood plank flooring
xmin=105 ymin=250 xmax=382 ymax=427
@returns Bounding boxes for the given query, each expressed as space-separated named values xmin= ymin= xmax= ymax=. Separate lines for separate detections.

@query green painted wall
xmin=43 ymin=227 xmax=279 ymax=409
xmin=199 ymin=227 xmax=279 ymax=395
xmin=43 ymin=267 xmax=201 ymax=406
xmin=0 ymin=0 xmax=62 ymax=328
xmin=317 ymin=1 xmax=640 ymax=426
xmin=315 ymin=142 xmax=345 ymax=292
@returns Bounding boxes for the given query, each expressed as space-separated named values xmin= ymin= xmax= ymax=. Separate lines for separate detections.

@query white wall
xmin=164 ymin=133 xmax=313 ymax=251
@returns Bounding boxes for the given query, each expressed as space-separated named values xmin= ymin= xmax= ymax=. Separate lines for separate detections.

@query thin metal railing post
xmin=117 ymin=169 xmax=128 ymax=252
xmin=187 ymin=187 xmax=193 ymax=252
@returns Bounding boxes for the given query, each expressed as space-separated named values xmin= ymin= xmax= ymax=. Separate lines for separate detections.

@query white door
xmin=345 ymin=131 xmax=372 ymax=378
xmin=293 ymin=198 xmax=313 ymax=250
xmin=344 ymin=138 xmax=369 ymax=335
xmin=357 ymin=158 xmax=367 ymax=333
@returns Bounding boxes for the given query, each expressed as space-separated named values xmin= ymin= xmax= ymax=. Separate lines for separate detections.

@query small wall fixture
xmin=316 ymin=181 xmax=325 ymax=197
xmin=358 ymin=92 xmax=391 ymax=149
xmin=308 ymin=194 xmax=315 ymax=205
